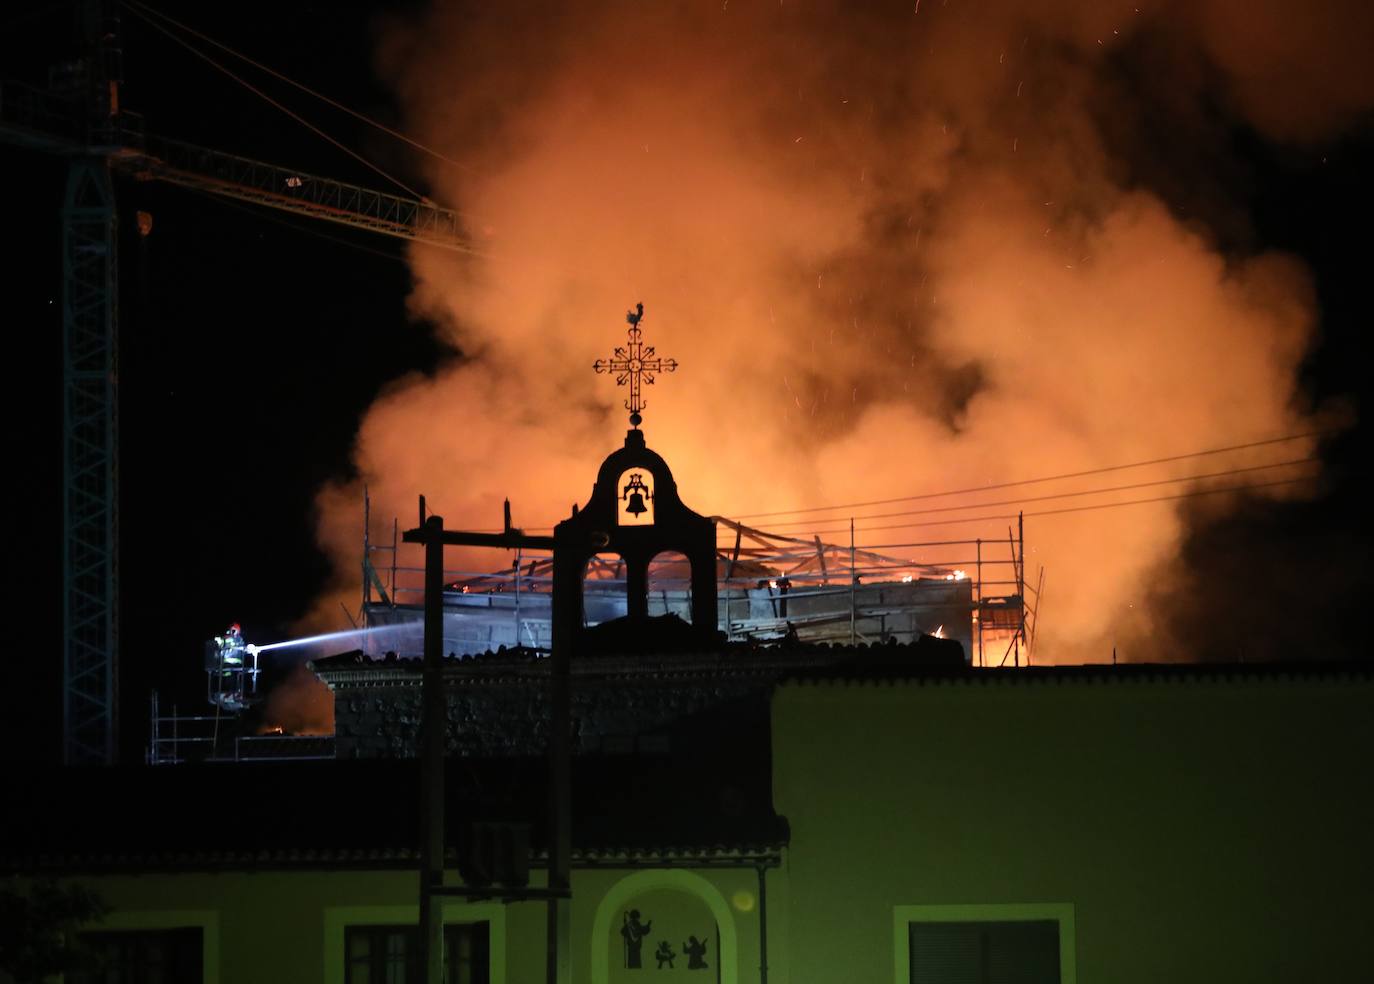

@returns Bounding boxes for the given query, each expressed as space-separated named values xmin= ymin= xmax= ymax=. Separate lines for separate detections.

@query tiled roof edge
xmin=779 ymin=661 xmax=1374 ymax=688
xmin=1 ymin=841 xmax=788 ymax=875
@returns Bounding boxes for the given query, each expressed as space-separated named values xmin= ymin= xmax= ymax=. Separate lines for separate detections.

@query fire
xmin=299 ymin=0 xmax=1363 ymax=668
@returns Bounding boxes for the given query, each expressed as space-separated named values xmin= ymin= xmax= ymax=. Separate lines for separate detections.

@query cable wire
xmin=404 ymin=474 xmax=1312 ymax=557
xmin=121 ymin=1 xmax=424 ymax=198
xmin=725 ymin=430 xmax=1327 ymax=522
xmin=787 ymin=476 xmax=1312 ymax=539
xmin=510 ymin=437 xmax=1326 ymax=537
xmin=123 ymin=0 xmax=474 ymax=175
xmin=745 ymin=456 xmax=1318 ymax=530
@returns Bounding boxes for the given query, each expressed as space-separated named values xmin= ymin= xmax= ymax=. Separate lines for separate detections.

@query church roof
xmin=310 ymin=629 xmax=968 ymax=682
xmin=778 ymin=658 xmax=1374 ymax=687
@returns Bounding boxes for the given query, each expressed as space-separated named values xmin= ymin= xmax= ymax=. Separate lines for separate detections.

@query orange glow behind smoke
xmin=299 ymin=0 xmax=1373 ymax=665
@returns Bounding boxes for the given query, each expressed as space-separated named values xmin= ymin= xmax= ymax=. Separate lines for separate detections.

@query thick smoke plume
xmin=306 ymin=0 xmax=1372 ymax=663
xmin=262 ymin=665 xmax=334 ymax=735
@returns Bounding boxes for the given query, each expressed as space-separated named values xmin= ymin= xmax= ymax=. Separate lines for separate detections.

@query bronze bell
xmin=626 ymin=491 xmax=648 ymax=516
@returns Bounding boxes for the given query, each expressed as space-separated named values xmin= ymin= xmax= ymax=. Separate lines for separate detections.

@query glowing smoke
xmin=301 ymin=0 xmax=1372 ymax=663
xmin=262 ymin=665 xmax=335 ymax=736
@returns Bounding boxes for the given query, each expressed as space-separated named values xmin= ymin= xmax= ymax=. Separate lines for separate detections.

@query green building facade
xmin=773 ymin=665 xmax=1373 ymax=984
xmin=10 ymin=662 xmax=1371 ymax=984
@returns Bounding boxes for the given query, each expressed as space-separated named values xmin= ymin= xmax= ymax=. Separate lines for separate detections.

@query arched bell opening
xmin=647 ymin=550 xmax=693 ymax=621
xmin=616 ymin=467 xmax=656 ymax=527
xmin=582 ymin=552 xmax=628 ymax=628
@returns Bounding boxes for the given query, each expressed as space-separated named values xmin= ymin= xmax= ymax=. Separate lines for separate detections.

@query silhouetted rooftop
xmin=3 ymin=754 xmax=786 ymax=875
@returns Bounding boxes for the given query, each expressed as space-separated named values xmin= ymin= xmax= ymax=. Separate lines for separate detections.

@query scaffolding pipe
xmin=1017 ymin=512 xmax=1025 ymax=667
xmin=849 ymin=518 xmax=856 ymax=646
xmin=976 ymin=538 xmax=983 ymax=667
xmin=363 ymin=486 xmax=371 ymax=611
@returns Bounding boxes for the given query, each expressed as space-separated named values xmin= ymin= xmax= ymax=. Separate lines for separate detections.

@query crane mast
xmin=0 ymin=2 xmax=469 ymax=763
xmin=61 ymin=154 xmax=120 ymax=766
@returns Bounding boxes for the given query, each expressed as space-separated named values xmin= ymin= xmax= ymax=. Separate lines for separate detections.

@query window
xmin=345 ymin=922 xmax=490 ymax=984
xmin=70 ymin=927 xmax=203 ymax=984
xmin=444 ymin=922 xmax=490 ymax=984
xmin=909 ymin=920 xmax=1060 ymax=984
xmin=347 ymin=926 xmax=410 ymax=984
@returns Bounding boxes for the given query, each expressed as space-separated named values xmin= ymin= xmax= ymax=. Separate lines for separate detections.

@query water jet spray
xmin=246 ymin=625 xmax=395 ymax=655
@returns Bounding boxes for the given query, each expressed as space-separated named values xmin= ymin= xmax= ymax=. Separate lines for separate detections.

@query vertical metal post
xmin=419 ymin=515 xmax=446 ymax=984
xmin=975 ymin=538 xmax=983 ymax=667
xmin=514 ymin=548 xmax=522 ymax=647
xmin=849 ymin=518 xmax=856 ymax=646
xmin=547 ymin=633 xmax=572 ymax=984
xmin=1017 ymin=513 xmax=1026 ymax=668
xmin=363 ymin=487 xmax=372 ymax=610
xmin=149 ymin=691 xmax=158 ymax=764
xmin=62 ymin=157 xmax=119 ymax=765
xmin=547 ymin=539 xmax=573 ymax=984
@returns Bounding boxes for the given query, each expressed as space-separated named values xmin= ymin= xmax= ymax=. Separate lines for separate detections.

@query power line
xmin=121 ymin=1 xmax=423 ymax=199
xmin=1029 ymin=476 xmax=1310 ymax=521
xmin=402 ymin=475 xmax=1313 ymax=555
xmin=467 ymin=473 xmax=1313 ymax=548
xmin=786 ymin=476 xmax=1312 ymax=540
xmin=726 ymin=431 xmax=1328 ymax=522
xmin=122 ymin=0 xmax=474 ymax=176
xmin=744 ymin=456 xmax=1318 ymax=530
xmin=518 ymin=439 xmax=1324 ymax=536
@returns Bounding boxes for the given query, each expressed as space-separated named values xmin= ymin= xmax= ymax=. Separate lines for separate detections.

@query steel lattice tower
xmin=62 ymin=157 xmax=119 ymax=764
xmin=0 ymin=0 xmax=470 ymax=764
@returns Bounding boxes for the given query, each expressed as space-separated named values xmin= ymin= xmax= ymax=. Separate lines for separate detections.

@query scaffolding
xmin=146 ymin=691 xmax=334 ymax=764
xmin=360 ymin=492 xmax=1042 ymax=667
xmin=146 ymin=634 xmax=325 ymax=764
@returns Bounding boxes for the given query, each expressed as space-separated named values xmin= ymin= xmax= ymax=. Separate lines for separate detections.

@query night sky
xmin=6 ymin=0 xmax=451 ymax=762
xmin=3 ymin=1 xmax=1372 ymax=765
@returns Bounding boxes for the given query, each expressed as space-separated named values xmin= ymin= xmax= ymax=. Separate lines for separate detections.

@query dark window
xmin=443 ymin=922 xmax=490 ymax=984
xmin=345 ymin=922 xmax=490 ymax=984
xmin=910 ymin=920 xmax=1060 ymax=984
xmin=347 ymin=925 xmax=412 ymax=984
xmin=71 ymin=927 xmax=203 ymax=984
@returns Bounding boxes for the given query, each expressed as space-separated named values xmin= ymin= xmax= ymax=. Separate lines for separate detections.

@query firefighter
xmin=220 ymin=623 xmax=245 ymax=666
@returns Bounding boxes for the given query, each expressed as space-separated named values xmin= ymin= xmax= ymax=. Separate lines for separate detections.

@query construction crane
xmin=0 ymin=0 xmax=472 ymax=765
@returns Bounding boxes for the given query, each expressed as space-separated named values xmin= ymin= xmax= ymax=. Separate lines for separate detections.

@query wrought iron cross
xmin=593 ymin=302 xmax=678 ymax=428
